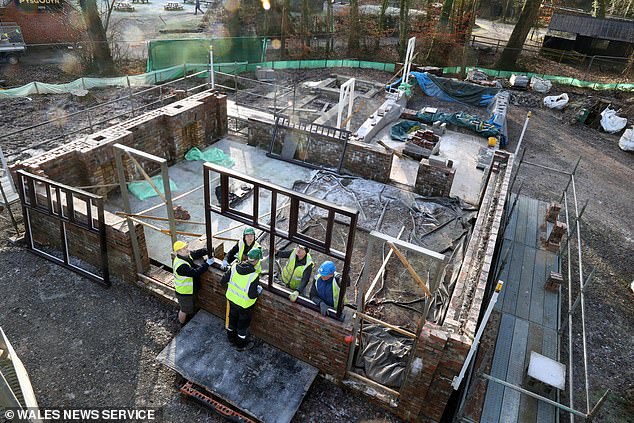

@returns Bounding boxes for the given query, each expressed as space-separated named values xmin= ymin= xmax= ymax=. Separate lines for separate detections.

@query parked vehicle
xmin=0 ymin=22 xmax=26 ymax=64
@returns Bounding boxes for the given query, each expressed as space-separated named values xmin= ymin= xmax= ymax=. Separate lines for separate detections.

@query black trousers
xmin=227 ymin=301 xmax=253 ymax=339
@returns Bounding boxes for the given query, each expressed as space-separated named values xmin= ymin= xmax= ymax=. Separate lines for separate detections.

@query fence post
xmin=495 ymin=40 xmax=500 ymax=54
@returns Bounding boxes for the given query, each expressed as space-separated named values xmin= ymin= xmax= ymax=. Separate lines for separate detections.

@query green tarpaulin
xmin=128 ymin=176 xmax=177 ymax=201
xmin=184 ymin=147 xmax=235 ymax=168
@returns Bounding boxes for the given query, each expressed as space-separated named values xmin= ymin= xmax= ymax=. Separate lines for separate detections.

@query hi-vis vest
xmin=237 ymin=240 xmax=262 ymax=274
xmin=281 ymin=250 xmax=313 ymax=290
xmin=315 ymin=273 xmax=341 ymax=308
xmin=173 ymin=256 xmax=194 ymax=295
xmin=226 ymin=263 xmax=258 ymax=308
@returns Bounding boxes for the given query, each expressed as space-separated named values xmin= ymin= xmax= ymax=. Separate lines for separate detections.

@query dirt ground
xmin=1 ymin=62 xmax=633 ymax=423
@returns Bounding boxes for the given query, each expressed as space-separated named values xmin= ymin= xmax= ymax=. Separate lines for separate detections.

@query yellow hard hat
xmin=173 ymin=240 xmax=187 ymax=252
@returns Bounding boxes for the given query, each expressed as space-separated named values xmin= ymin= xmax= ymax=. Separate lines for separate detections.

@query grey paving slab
xmin=537 ymin=326 xmax=560 ymax=422
xmin=156 ymin=310 xmax=318 ymax=423
xmin=482 ymin=313 xmax=516 ymax=423
xmin=504 ymin=194 xmax=520 ymax=241
xmin=516 ymin=247 xmax=537 ymax=321
xmin=494 ymin=239 xmax=514 ymax=311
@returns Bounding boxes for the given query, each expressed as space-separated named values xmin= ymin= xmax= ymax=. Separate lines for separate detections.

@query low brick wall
xmin=197 ymin=270 xmax=352 ymax=380
xmin=415 ymin=158 xmax=456 ymax=197
xmin=248 ymin=118 xmax=392 ymax=183
xmin=11 ymin=91 xmax=228 ymax=283
xmin=12 ymin=91 xmax=227 ymax=197
xmin=0 ymin=4 xmax=85 ymax=44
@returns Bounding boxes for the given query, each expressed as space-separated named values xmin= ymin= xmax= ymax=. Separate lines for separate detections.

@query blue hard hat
xmin=318 ymin=261 xmax=336 ymax=276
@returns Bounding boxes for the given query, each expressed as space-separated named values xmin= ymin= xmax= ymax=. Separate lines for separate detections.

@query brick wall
xmin=11 ymin=91 xmax=227 ymax=283
xmin=196 ymin=270 xmax=352 ymax=379
xmin=0 ymin=4 xmax=85 ymax=44
xmin=248 ymin=118 xmax=392 ymax=182
xmin=415 ymin=158 xmax=456 ymax=197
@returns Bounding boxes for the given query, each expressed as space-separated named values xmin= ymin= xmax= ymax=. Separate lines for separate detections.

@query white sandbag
xmin=543 ymin=93 xmax=569 ymax=110
xmin=600 ymin=107 xmax=628 ymax=133
xmin=618 ymin=128 xmax=634 ymax=151
xmin=530 ymin=76 xmax=552 ymax=93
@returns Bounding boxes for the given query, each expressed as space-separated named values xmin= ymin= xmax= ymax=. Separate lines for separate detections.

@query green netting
xmin=128 ymin=176 xmax=177 ymax=201
xmin=184 ymin=147 xmax=235 ymax=168
xmin=442 ymin=66 xmax=634 ymax=92
xmin=0 ymin=60 xmax=394 ymax=98
xmin=147 ymin=39 xmax=212 ymax=72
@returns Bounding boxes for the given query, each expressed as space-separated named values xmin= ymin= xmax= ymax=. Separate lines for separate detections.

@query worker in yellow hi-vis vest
xmin=276 ymin=245 xmax=314 ymax=302
xmin=222 ymin=227 xmax=262 ymax=275
xmin=172 ymin=240 xmax=212 ymax=326
xmin=221 ymin=248 xmax=263 ymax=351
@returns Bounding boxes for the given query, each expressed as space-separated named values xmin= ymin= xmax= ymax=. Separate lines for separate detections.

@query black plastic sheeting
xmin=355 ymin=325 xmax=414 ymax=388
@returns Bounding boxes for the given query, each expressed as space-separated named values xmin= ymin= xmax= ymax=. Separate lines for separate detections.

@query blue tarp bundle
xmin=388 ymin=72 xmax=500 ymax=107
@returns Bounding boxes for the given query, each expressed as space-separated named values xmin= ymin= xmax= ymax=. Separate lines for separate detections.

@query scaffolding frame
xmin=475 ymin=152 xmax=610 ymax=422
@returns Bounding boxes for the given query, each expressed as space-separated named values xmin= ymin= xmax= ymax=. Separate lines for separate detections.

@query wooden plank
xmin=514 ymin=195 xmax=530 ymax=246
xmin=502 ymin=243 xmax=526 ymax=314
xmin=387 ymin=242 xmax=432 ymax=298
xmin=519 ymin=322 xmax=544 ymax=423
xmin=537 ymin=326 xmax=559 ymax=423
xmin=494 ymin=239 xmax=514 ymax=311
xmin=529 ymin=249 xmax=548 ymax=325
xmin=526 ymin=198 xmax=539 ymax=248
xmin=504 ymin=193 xmax=520 ymax=241
xmin=499 ymin=317 xmax=530 ymax=423
xmin=542 ymin=252 xmax=559 ymax=330
xmin=482 ymin=313 xmax=516 ymax=423
xmin=515 ymin=246 xmax=536 ymax=320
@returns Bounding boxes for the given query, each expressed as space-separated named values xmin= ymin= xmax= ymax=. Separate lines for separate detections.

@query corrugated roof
xmin=548 ymin=13 xmax=634 ymax=43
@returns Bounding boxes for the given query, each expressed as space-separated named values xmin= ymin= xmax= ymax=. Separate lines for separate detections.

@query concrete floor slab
xmin=105 ymin=137 xmax=314 ymax=266
xmin=375 ymin=121 xmax=487 ymax=204
xmin=157 ymin=310 xmax=319 ymax=423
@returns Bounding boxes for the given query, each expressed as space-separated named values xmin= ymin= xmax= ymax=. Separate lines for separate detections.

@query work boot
xmin=226 ymin=329 xmax=238 ymax=345
xmin=236 ymin=339 xmax=255 ymax=352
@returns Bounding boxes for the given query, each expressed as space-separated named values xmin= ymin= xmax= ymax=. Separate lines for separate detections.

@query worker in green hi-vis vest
xmin=276 ymin=245 xmax=314 ymax=302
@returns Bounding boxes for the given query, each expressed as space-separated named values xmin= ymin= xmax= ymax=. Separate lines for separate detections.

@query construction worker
xmin=172 ymin=240 xmax=212 ymax=325
xmin=221 ymin=248 xmax=263 ymax=351
xmin=222 ymin=227 xmax=262 ymax=274
xmin=194 ymin=0 xmax=204 ymax=15
xmin=276 ymin=245 xmax=314 ymax=301
xmin=310 ymin=261 xmax=342 ymax=316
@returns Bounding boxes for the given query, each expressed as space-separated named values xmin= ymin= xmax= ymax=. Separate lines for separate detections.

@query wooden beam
xmin=354 ymin=311 xmax=417 ymax=338
xmin=364 ymin=226 xmax=405 ymax=303
xmin=214 ymin=201 xmax=291 ymax=236
xmin=377 ymin=140 xmax=403 ymax=158
xmin=387 ymin=242 xmax=432 ymax=298
xmin=345 ymin=371 xmax=400 ymax=397
xmin=115 ymin=211 xmax=205 ymax=226
xmin=124 ymin=151 xmax=167 ymax=203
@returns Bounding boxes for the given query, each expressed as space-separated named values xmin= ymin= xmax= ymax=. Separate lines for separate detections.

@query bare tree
xmin=496 ymin=0 xmax=541 ymax=69
xmin=80 ymin=0 xmax=115 ymax=74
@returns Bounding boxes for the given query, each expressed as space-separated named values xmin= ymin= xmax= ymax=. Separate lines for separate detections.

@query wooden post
xmin=387 ymin=242 xmax=432 ymax=298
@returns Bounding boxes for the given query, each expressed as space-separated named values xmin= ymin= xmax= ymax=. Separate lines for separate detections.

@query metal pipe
xmin=572 ymin=175 xmax=591 ymax=412
xmin=514 ymin=111 xmax=531 ymax=156
xmin=563 ymin=191 xmax=575 ymax=422
xmin=480 ymin=373 xmax=587 ymax=418
xmin=559 ymin=267 xmax=595 ymax=336
xmin=452 ymin=281 xmax=504 ymax=390
xmin=521 ymin=160 xmax=571 ymax=175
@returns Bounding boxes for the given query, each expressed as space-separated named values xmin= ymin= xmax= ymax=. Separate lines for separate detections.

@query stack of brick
xmin=404 ymin=129 xmax=440 ymax=160
xmin=544 ymin=201 xmax=567 ymax=249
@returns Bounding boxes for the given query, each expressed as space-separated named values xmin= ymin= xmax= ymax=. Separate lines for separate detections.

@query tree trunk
xmin=327 ymin=0 xmax=335 ymax=54
xmin=301 ymin=0 xmax=310 ymax=48
xmin=80 ymin=0 xmax=115 ymax=74
xmin=496 ymin=0 xmax=541 ymax=69
xmin=439 ymin=0 xmax=454 ymax=31
xmin=280 ymin=0 xmax=290 ymax=58
xmin=376 ymin=0 xmax=389 ymax=49
xmin=348 ymin=0 xmax=360 ymax=55
xmin=398 ymin=0 xmax=409 ymax=60
xmin=593 ymin=0 xmax=607 ymax=17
